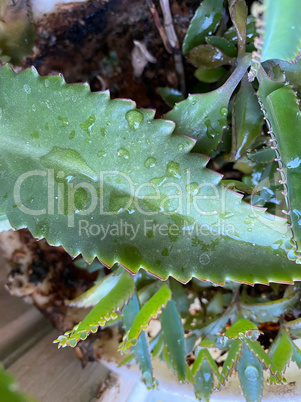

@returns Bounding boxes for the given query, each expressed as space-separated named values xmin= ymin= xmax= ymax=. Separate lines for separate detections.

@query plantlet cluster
xmin=1 ymin=0 xmax=301 ymax=401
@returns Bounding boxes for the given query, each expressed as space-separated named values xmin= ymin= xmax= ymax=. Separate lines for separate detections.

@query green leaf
xmin=230 ymin=76 xmax=263 ymax=160
xmin=187 ymin=44 xmax=234 ymax=69
xmin=54 ymin=270 xmax=134 ymax=348
xmin=192 ymin=347 xmax=220 ymax=380
xmin=66 ymin=269 xmax=124 ymax=307
xmin=228 ymin=0 xmax=248 ymax=55
xmin=194 ymin=360 xmax=215 ymax=401
xmin=241 ymin=292 xmax=299 ymax=324
xmin=224 ymin=319 xmax=261 ymax=341
xmin=166 ymin=55 xmax=250 ymax=154
xmin=119 ymin=285 xmax=171 ymax=351
xmin=220 ymin=179 xmax=255 ymax=195
xmin=237 ymin=343 xmax=263 ymax=402
xmin=272 ymin=59 xmax=301 ymax=89
xmin=152 ymin=332 xmax=164 ymax=358
xmin=169 ymin=278 xmax=190 ymax=317
xmin=244 ymin=338 xmax=279 ymax=378
xmin=247 ymin=148 xmax=276 ymax=164
xmin=0 ymin=214 xmax=12 ymax=231
xmin=182 ymin=0 xmax=223 ymax=54
xmin=205 ymin=36 xmax=237 ymax=58
xmin=118 ymin=353 xmax=134 ymax=367
xmin=268 ymin=329 xmax=293 ymax=373
xmin=0 ymin=365 xmax=36 ymax=402
xmin=122 ymin=293 xmax=154 ymax=389
xmin=285 ymin=317 xmax=301 ymax=338
xmin=258 ymin=73 xmax=301 ymax=257
xmin=160 ymin=300 xmax=186 ymax=381
xmin=194 ymin=66 xmax=226 ymax=84
xmin=0 ymin=65 xmax=300 ymax=285
xmin=224 ymin=15 xmax=257 ymax=44
xmin=156 ymin=87 xmax=184 ymax=108
xmin=206 ymin=290 xmax=224 ymax=316
xmin=221 ymin=339 xmax=243 ymax=383
xmin=291 ymin=341 xmax=301 ymax=369
xmin=260 ymin=0 xmax=301 ymax=63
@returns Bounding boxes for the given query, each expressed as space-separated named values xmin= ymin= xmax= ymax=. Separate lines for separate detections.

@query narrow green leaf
xmin=160 ymin=300 xmax=186 ymax=381
xmin=260 ymin=0 xmax=301 ymax=62
xmin=0 ymin=214 xmax=12 ymax=231
xmin=221 ymin=339 xmax=243 ymax=383
xmin=122 ymin=293 xmax=154 ymax=389
xmin=224 ymin=319 xmax=261 ymax=340
xmin=231 ymin=76 xmax=263 ymax=160
xmin=166 ymin=54 xmax=251 ymax=154
xmin=118 ymin=353 xmax=134 ymax=367
xmin=66 ymin=269 xmax=123 ymax=308
xmin=152 ymin=332 xmax=164 ymax=358
xmin=258 ymin=73 xmax=301 ymax=257
xmin=54 ymin=270 xmax=134 ymax=348
xmin=194 ymin=360 xmax=215 ymax=401
xmin=0 ymin=65 xmax=300 ymax=285
xmin=237 ymin=343 xmax=263 ymax=402
xmin=268 ymin=329 xmax=293 ymax=373
xmin=221 ymin=179 xmax=255 ymax=195
xmin=224 ymin=15 xmax=257 ymax=44
xmin=244 ymin=339 xmax=279 ymax=378
xmin=241 ymin=292 xmax=299 ymax=324
xmin=182 ymin=0 xmax=223 ymax=54
xmin=285 ymin=317 xmax=301 ymax=338
xmin=192 ymin=348 xmax=220 ymax=380
xmin=291 ymin=342 xmax=301 ymax=369
xmin=228 ymin=0 xmax=248 ymax=55
xmin=119 ymin=285 xmax=171 ymax=351
xmin=169 ymin=278 xmax=190 ymax=317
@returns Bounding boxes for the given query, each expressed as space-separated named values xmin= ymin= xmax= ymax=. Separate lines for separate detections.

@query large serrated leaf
xmin=122 ymin=293 xmax=154 ymax=389
xmin=258 ymin=73 xmax=301 ymax=257
xmin=119 ymin=285 xmax=171 ymax=351
xmin=241 ymin=291 xmax=299 ymax=324
xmin=268 ymin=329 xmax=293 ymax=373
xmin=160 ymin=300 xmax=186 ymax=381
xmin=237 ymin=343 xmax=263 ymax=402
xmin=165 ymin=55 xmax=251 ymax=155
xmin=54 ymin=270 xmax=134 ymax=348
xmin=260 ymin=0 xmax=301 ymax=63
xmin=0 ymin=65 xmax=300 ymax=285
xmin=182 ymin=0 xmax=223 ymax=54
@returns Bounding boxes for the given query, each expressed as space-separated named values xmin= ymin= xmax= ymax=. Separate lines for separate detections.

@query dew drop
xmin=31 ymin=131 xmax=39 ymax=139
xmin=126 ymin=109 xmax=144 ymax=130
xmin=244 ymin=220 xmax=251 ymax=224
xmin=23 ymin=84 xmax=31 ymax=94
xmin=244 ymin=365 xmax=259 ymax=381
xmin=80 ymin=115 xmax=96 ymax=135
xmin=97 ymin=150 xmax=107 ymax=157
xmin=32 ymin=104 xmax=36 ymax=112
xmin=100 ymin=128 xmax=107 ymax=137
xmin=178 ymin=144 xmax=184 ymax=151
xmin=166 ymin=161 xmax=181 ymax=178
xmin=247 ymin=228 xmax=252 ymax=232
xmin=144 ymin=157 xmax=157 ymax=168
xmin=205 ymin=119 xmax=217 ymax=139
xmin=220 ymin=107 xmax=228 ymax=117
xmin=186 ymin=182 xmax=200 ymax=195
xmin=117 ymin=148 xmax=129 ymax=159
xmin=219 ymin=212 xmax=234 ymax=219
xmin=69 ymin=131 xmax=75 ymax=140
xmin=44 ymin=79 xmax=50 ymax=88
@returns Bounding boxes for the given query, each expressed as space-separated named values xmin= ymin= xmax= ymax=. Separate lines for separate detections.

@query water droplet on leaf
xmin=144 ymin=157 xmax=157 ymax=168
xmin=126 ymin=110 xmax=144 ymax=130
xmin=244 ymin=365 xmax=259 ymax=381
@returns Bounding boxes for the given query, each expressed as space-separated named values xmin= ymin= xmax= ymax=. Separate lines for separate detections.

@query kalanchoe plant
xmin=1 ymin=0 xmax=301 ymax=401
